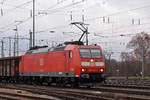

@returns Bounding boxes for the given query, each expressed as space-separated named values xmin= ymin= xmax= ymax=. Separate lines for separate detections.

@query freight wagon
xmin=0 ymin=56 xmax=20 ymax=82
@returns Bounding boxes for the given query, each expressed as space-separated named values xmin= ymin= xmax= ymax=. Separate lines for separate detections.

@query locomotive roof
xmin=24 ymin=44 xmax=101 ymax=55
xmin=25 ymin=46 xmax=66 ymax=55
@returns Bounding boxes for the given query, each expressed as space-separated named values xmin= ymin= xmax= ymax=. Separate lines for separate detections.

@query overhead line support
xmin=33 ymin=0 xmax=35 ymax=47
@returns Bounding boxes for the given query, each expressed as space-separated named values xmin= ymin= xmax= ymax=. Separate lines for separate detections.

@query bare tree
xmin=120 ymin=52 xmax=140 ymax=77
xmin=127 ymin=32 xmax=150 ymax=76
xmin=127 ymin=32 xmax=150 ymax=60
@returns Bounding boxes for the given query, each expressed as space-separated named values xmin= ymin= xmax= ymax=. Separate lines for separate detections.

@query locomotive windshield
xmin=91 ymin=49 xmax=101 ymax=58
xmin=79 ymin=49 xmax=91 ymax=58
xmin=79 ymin=48 xmax=102 ymax=58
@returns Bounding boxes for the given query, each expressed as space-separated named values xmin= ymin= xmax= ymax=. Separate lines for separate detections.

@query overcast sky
xmin=0 ymin=0 xmax=150 ymax=60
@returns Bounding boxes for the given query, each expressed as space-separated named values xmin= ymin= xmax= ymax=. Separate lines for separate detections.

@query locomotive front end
xmin=79 ymin=46 xmax=105 ymax=83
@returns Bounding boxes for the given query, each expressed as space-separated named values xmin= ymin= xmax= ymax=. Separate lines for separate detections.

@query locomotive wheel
xmin=71 ymin=82 xmax=79 ymax=88
xmin=70 ymin=78 xmax=79 ymax=88
xmin=56 ymin=78 xmax=62 ymax=87
xmin=61 ymin=78 xmax=68 ymax=87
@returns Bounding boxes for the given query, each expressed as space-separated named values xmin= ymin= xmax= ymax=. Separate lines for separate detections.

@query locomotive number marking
xmin=71 ymin=68 xmax=74 ymax=71
xmin=40 ymin=58 xmax=44 ymax=66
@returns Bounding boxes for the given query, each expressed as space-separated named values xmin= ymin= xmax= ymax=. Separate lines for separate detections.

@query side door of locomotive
xmin=65 ymin=50 xmax=73 ymax=72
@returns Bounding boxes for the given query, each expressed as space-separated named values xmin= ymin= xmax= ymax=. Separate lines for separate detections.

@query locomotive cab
xmin=79 ymin=47 xmax=105 ymax=83
xmin=65 ymin=44 xmax=105 ymax=83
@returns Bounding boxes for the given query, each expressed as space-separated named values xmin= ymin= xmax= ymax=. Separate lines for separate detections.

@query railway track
xmin=102 ymin=84 xmax=150 ymax=90
xmin=91 ymin=86 xmax=150 ymax=100
xmin=0 ymin=83 xmax=150 ymax=100
xmin=105 ymin=79 xmax=150 ymax=86
xmin=0 ymin=83 xmax=113 ymax=100
xmin=0 ymin=88 xmax=58 ymax=100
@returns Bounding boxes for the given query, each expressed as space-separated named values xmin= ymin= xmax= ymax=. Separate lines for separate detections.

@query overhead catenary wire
xmin=35 ymin=3 xmax=150 ymax=35
xmin=0 ymin=0 xmax=149 ymax=31
xmin=0 ymin=0 xmax=149 ymax=35
xmin=0 ymin=0 xmax=32 ymax=16
xmin=0 ymin=17 xmax=31 ymax=33
xmin=37 ymin=0 xmax=86 ymax=17
xmin=0 ymin=0 xmax=85 ymax=34
xmin=86 ymin=4 xmax=150 ymax=22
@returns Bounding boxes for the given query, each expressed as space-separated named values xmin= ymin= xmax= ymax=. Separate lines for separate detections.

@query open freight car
xmin=0 ymin=56 xmax=21 ymax=82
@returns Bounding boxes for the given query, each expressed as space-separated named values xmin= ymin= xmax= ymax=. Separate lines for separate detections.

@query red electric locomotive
xmin=18 ymin=41 xmax=105 ymax=86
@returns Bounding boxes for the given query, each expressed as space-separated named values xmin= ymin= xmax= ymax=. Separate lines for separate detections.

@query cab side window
xmin=69 ymin=51 xmax=72 ymax=58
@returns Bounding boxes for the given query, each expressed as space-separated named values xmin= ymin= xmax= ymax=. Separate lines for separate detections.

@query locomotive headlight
xmin=81 ymin=62 xmax=90 ymax=66
xmin=95 ymin=62 xmax=104 ymax=66
xmin=99 ymin=68 xmax=104 ymax=72
xmin=90 ymin=59 xmax=94 ymax=62
xmin=81 ymin=68 xmax=87 ymax=72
